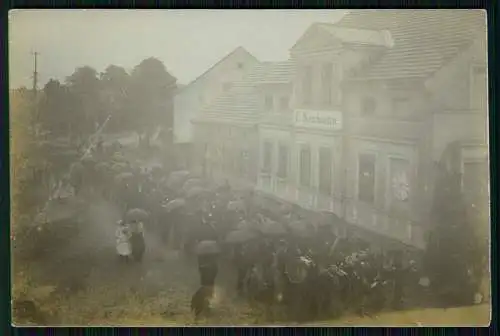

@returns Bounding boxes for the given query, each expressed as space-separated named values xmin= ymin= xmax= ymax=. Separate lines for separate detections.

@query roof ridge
xmin=177 ymin=46 xmax=259 ymax=93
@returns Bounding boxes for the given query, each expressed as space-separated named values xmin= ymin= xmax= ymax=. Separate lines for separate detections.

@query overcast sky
xmin=9 ymin=9 xmax=345 ymax=89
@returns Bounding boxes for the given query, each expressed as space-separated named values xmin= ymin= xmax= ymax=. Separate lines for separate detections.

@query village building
xmin=173 ymin=47 xmax=259 ymax=169
xmin=191 ymin=61 xmax=295 ymax=187
xmin=257 ymin=10 xmax=488 ymax=249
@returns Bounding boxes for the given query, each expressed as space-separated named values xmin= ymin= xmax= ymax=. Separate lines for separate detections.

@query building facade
xmin=173 ymin=47 xmax=259 ymax=169
xmin=191 ymin=62 xmax=295 ymax=187
xmin=256 ymin=10 xmax=488 ymax=249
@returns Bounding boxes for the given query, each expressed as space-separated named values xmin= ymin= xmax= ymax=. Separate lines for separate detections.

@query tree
xmin=38 ymin=79 xmax=73 ymax=140
xmin=424 ymin=141 xmax=482 ymax=307
xmin=127 ymin=57 xmax=177 ymax=145
xmin=99 ymin=65 xmax=130 ymax=133
xmin=66 ymin=66 xmax=102 ymax=140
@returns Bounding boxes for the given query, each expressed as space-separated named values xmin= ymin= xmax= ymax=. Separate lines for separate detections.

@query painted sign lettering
xmin=294 ymin=109 xmax=343 ymax=131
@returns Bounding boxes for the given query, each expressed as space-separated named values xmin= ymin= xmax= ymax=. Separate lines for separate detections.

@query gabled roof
xmin=291 ymin=22 xmax=393 ymax=51
xmin=193 ymin=61 xmax=295 ymax=125
xmin=333 ymin=10 xmax=486 ymax=80
xmin=177 ymin=46 xmax=258 ymax=94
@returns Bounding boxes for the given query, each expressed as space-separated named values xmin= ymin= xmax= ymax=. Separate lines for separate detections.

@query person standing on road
xmin=115 ymin=220 xmax=132 ymax=263
xmin=129 ymin=220 xmax=146 ymax=262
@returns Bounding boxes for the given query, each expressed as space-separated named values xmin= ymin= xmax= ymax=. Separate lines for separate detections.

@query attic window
xmin=237 ymin=63 xmax=244 ymax=69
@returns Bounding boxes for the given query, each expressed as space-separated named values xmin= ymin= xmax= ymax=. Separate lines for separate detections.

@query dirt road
xmin=14 ymin=196 xmax=491 ymax=326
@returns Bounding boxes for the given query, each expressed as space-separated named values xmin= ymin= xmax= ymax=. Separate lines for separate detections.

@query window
xmin=265 ymin=95 xmax=274 ymax=112
xmin=223 ymin=82 xmax=232 ymax=91
xmin=361 ymin=96 xmax=377 ymax=116
xmin=277 ymin=145 xmax=289 ymax=179
xmin=321 ymin=63 xmax=333 ymax=106
xmin=392 ymin=97 xmax=410 ymax=114
xmin=358 ymin=153 xmax=376 ymax=203
xmin=471 ymin=65 xmax=487 ymax=111
xmin=302 ymin=65 xmax=313 ymax=105
xmin=300 ymin=145 xmax=311 ymax=187
xmin=262 ymin=142 xmax=273 ymax=174
xmin=279 ymin=96 xmax=290 ymax=111
xmin=319 ymin=147 xmax=333 ymax=195
xmin=237 ymin=62 xmax=244 ymax=69
xmin=388 ymin=158 xmax=411 ymax=210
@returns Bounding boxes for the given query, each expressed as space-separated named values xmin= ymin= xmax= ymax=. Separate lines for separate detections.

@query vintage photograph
xmin=9 ymin=9 xmax=490 ymax=326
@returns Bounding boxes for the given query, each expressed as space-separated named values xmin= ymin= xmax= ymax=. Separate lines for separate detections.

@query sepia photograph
xmin=9 ymin=9 xmax=490 ymax=326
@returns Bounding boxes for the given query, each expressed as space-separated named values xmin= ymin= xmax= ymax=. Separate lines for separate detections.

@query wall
xmin=194 ymin=121 xmax=259 ymax=185
xmin=343 ymin=138 xmax=423 ymax=247
xmin=173 ymin=49 xmax=259 ymax=144
xmin=425 ymin=34 xmax=488 ymax=112
xmin=257 ymin=124 xmax=343 ymax=213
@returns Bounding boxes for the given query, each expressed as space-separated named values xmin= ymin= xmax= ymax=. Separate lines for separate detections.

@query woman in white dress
xmin=116 ymin=220 xmax=132 ymax=262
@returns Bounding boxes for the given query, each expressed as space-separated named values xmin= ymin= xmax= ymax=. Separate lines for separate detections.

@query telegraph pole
xmin=31 ymin=51 xmax=40 ymax=133
xmin=32 ymin=51 xmax=39 ymax=96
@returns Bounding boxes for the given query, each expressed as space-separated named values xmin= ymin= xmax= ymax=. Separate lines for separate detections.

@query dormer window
xmin=265 ymin=95 xmax=274 ymax=112
xmin=361 ymin=96 xmax=377 ymax=116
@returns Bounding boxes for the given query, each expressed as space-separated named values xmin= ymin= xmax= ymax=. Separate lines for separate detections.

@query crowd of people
xmin=64 ymin=141 xmax=427 ymax=322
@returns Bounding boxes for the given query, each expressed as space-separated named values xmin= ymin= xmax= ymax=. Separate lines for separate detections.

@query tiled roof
xmin=316 ymin=24 xmax=394 ymax=48
xmin=333 ymin=10 xmax=487 ymax=80
xmin=178 ymin=46 xmax=258 ymax=93
xmin=193 ymin=61 xmax=295 ymax=125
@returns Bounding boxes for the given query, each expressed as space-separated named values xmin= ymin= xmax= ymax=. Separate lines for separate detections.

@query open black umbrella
xmin=226 ymin=229 xmax=258 ymax=244
xmin=126 ymin=208 xmax=149 ymax=223
xmin=196 ymin=240 xmax=220 ymax=255
xmin=114 ymin=172 xmax=134 ymax=184
xmin=163 ymin=198 xmax=186 ymax=212
xmin=182 ymin=178 xmax=203 ymax=193
xmin=166 ymin=170 xmax=190 ymax=190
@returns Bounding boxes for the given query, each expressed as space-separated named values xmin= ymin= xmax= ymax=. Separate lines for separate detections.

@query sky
xmin=8 ymin=9 xmax=346 ymax=89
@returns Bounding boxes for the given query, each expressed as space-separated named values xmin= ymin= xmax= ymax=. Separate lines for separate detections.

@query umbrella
xmin=226 ymin=229 xmax=258 ymax=244
xmin=114 ymin=172 xmax=134 ymax=184
xmin=196 ymin=240 xmax=220 ymax=255
xmin=163 ymin=198 xmax=186 ymax=212
xmin=94 ymin=162 xmax=111 ymax=176
xmin=279 ymin=203 xmax=293 ymax=215
xmin=166 ymin=170 xmax=190 ymax=189
xmin=236 ymin=219 xmax=253 ymax=231
xmin=227 ymin=200 xmax=246 ymax=212
xmin=288 ymin=220 xmax=313 ymax=238
xmin=186 ymin=186 xmax=210 ymax=199
xmin=260 ymin=221 xmax=287 ymax=236
xmin=182 ymin=178 xmax=203 ymax=192
xmin=126 ymin=208 xmax=149 ymax=222
xmin=111 ymin=162 xmax=128 ymax=172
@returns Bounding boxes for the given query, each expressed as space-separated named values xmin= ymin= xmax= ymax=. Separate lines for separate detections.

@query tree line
xmin=33 ymin=57 xmax=176 ymax=145
xmin=11 ymin=57 xmax=177 ymax=223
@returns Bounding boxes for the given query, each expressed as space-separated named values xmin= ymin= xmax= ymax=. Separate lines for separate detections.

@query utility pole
xmin=32 ymin=51 xmax=39 ymax=96
xmin=31 ymin=51 xmax=40 ymax=134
